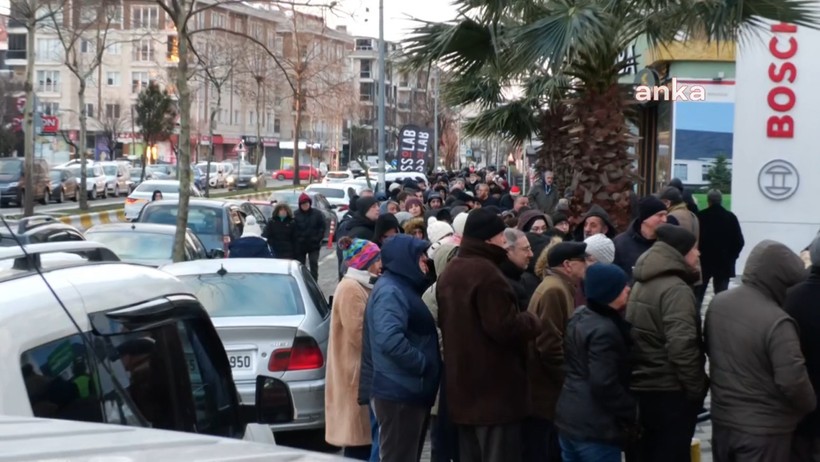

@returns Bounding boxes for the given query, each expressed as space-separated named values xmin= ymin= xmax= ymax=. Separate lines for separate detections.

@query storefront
xmin=732 ymin=21 xmax=819 ymax=269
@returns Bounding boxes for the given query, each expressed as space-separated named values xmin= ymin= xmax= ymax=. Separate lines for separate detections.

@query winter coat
xmin=785 ymin=266 xmax=820 ymax=436
xmin=499 ymin=259 xmax=540 ymax=311
xmin=697 ymin=204 xmax=745 ymax=279
xmin=264 ymin=216 xmax=297 ymax=259
xmin=527 ymin=268 xmax=577 ymax=420
xmin=228 ymin=236 xmax=273 ymax=258
xmin=360 ymin=234 xmax=441 ymax=407
xmin=555 ymin=302 xmax=637 ymax=445
xmin=572 ymin=204 xmax=617 ymax=241
xmin=626 ymin=241 xmax=707 ymax=401
xmin=528 ymin=180 xmax=559 ymax=215
xmin=668 ymin=202 xmax=699 ymax=240
xmin=294 ymin=207 xmax=326 ymax=253
xmin=336 ymin=213 xmax=377 ymax=279
xmin=437 ymin=237 xmax=542 ymax=425
xmin=707 ymin=240 xmax=816 ymax=435
xmin=325 ymin=269 xmax=374 ymax=447
xmin=612 ymin=220 xmax=655 ymax=280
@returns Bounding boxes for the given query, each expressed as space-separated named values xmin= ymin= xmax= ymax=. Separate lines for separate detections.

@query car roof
xmin=162 ymin=258 xmax=297 ymax=277
xmin=138 ymin=179 xmax=182 ymax=185
xmin=143 ymin=198 xmax=235 ymax=209
xmin=0 ymin=415 xmax=345 ymax=461
xmin=85 ymin=222 xmax=179 ymax=234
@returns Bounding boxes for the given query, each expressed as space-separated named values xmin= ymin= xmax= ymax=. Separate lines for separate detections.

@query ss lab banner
xmin=397 ymin=125 xmax=432 ymax=174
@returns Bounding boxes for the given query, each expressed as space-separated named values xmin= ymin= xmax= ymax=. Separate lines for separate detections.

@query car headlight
xmin=8 ymin=182 xmax=18 ymax=187
xmin=250 ymin=177 xmax=257 ymax=183
xmin=227 ymin=176 xmax=234 ymax=183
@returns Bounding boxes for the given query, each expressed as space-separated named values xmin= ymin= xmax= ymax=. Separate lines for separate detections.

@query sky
xmin=331 ymin=0 xmax=460 ymax=42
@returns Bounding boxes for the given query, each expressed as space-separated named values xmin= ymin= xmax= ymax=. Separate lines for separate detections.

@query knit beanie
xmin=584 ymin=233 xmax=616 ymax=264
xmin=464 ymin=208 xmax=506 ymax=241
xmin=338 ymin=237 xmax=381 ymax=271
xmin=810 ymin=232 xmax=820 ymax=267
xmin=655 ymin=224 xmax=697 ymax=256
xmin=427 ymin=217 xmax=454 ymax=245
xmin=584 ymin=263 xmax=629 ymax=305
xmin=639 ymin=196 xmax=667 ymax=223
xmin=452 ymin=211 xmax=469 ymax=236
xmin=356 ymin=196 xmax=378 ymax=216
xmin=660 ymin=186 xmax=683 ymax=205
xmin=395 ymin=211 xmax=413 ymax=226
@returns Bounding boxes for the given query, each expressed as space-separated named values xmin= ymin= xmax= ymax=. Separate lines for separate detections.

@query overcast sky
xmin=330 ymin=0 xmax=459 ymax=42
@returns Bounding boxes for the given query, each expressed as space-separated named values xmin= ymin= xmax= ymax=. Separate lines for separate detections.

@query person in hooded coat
xmin=373 ymin=213 xmax=402 ymax=247
xmin=572 ymin=204 xmax=617 ymax=241
xmin=228 ymin=216 xmax=273 ymax=258
xmin=360 ymin=234 xmax=441 ymax=462
xmin=264 ymin=203 xmax=297 ymax=259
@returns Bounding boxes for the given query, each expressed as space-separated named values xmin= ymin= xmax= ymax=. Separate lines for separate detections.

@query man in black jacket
xmin=294 ymin=192 xmax=325 ymax=280
xmin=335 ymin=196 xmax=380 ymax=280
xmin=696 ymin=189 xmax=744 ymax=308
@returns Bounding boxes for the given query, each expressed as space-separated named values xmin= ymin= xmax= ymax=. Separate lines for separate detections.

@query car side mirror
xmin=209 ymin=249 xmax=225 ymax=259
xmin=254 ymin=376 xmax=294 ymax=424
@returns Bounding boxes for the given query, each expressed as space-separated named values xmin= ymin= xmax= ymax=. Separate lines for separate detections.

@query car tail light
xmin=268 ymin=337 xmax=324 ymax=372
xmin=222 ymin=235 xmax=231 ymax=256
xmin=125 ymin=198 xmax=139 ymax=204
xmin=338 ymin=205 xmax=348 ymax=212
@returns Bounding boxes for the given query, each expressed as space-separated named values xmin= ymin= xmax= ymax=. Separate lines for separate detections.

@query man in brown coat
xmin=525 ymin=241 xmax=588 ymax=462
xmin=438 ymin=208 xmax=542 ymax=462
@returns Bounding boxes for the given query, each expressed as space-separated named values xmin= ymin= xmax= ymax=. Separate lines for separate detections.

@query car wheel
xmin=90 ymin=188 xmax=97 ymax=200
xmin=114 ymin=185 xmax=120 ymax=197
xmin=57 ymin=188 xmax=65 ymax=203
xmin=73 ymin=188 xmax=79 ymax=202
xmin=102 ymin=186 xmax=108 ymax=199
xmin=17 ymin=191 xmax=24 ymax=206
xmin=39 ymin=190 xmax=49 ymax=205
xmin=276 ymin=174 xmax=285 ymax=181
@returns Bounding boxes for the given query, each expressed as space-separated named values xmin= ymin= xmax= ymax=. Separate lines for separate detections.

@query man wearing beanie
xmin=585 ymin=233 xmax=616 ymax=264
xmin=294 ymin=192 xmax=326 ymax=280
xmin=437 ymin=208 xmax=542 ymax=462
xmin=711 ymin=239 xmax=815 ymax=461
xmin=612 ymin=196 xmax=669 ymax=280
xmin=525 ymin=241 xmax=588 ymax=461
xmin=626 ymin=224 xmax=707 ymax=462
xmin=555 ymin=263 xmax=637 ymax=462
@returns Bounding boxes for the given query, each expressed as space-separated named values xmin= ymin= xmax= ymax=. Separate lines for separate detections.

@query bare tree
xmin=45 ymin=0 xmax=119 ymax=210
xmin=96 ymin=110 xmax=128 ymax=159
xmin=236 ymin=36 xmax=277 ymax=174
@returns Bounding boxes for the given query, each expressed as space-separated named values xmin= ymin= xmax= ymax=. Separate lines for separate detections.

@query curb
xmin=59 ymin=209 xmax=127 ymax=232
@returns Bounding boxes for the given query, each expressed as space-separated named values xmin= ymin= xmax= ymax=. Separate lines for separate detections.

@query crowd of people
xmin=227 ymin=165 xmax=820 ymax=462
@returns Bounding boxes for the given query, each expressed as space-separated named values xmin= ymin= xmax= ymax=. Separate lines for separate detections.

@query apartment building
xmin=4 ymin=0 xmax=353 ymax=170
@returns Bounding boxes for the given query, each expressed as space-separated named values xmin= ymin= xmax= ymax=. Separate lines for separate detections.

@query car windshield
xmin=49 ymin=170 xmax=62 ymax=181
xmin=130 ymin=168 xmax=142 ymax=178
xmin=135 ymin=182 xmax=179 ymax=194
xmin=0 ymin=160 xmax=22 ymax=175
xmin=306 ymin=187 xmax=344 ymax=198
xmin=140 ymin=204 xmax=224 ymax=235
xmin=327 ymin=173 xmax=349 ymax=179
xmin=102 ymin=165 xmax=118 ymax=176
xmin=178 ymin=273 xmax=304 ymax=317
xmin=269 ymin=191 xmax=303 ymax=205
xmin=84 ymin=231 xmax=173 ymax=262
xmin=239 ymin=167 xmax=256 ymax=175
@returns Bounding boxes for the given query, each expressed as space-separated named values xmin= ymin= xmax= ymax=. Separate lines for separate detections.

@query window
xmin=132 ymin=39 xmax=154 ymax=62
xmin=360 ymin=59 xmax=371 ymax=79
xmin=359 ymin=82 xmax=374 ymax=101
xmin=37 ymin=71 xmax=60 ymax=93
xmin=80 ymin=7 xmax=97 ymax=24
xmin=131 ymin=5 xmax=159 ymax=29
xmin=249 ymin=111 xmax=254 ymax=125
xmin=193 ymin=12 xmax=205 ymax=30
xmin=84 ymin=103 xmax=95 ymax=118
xmin=105 ymin=104 xmax=121 ymax=119
xmin=673 ymin=163 xmax=688 ymax=181
xmin=178 ymin=273 xmax=305 ymax=317
xmin=233 ymin=110 xmax=239 ymax=125
xmin=42 ymin=102 xmax=59 ymax=116
xmin=267 ymin=31 xmax=275 ymax=49
xmin=108 ymin=3 xmax=124 ymax=24
xmin=131 ymin=72 xmax=149 ymax=94
xmin=35 ymin=38 xmax=62 ymax=62
xmin=355 ymin=38 xmax=372 ymax=50
xmin=107 ymin=42 xmax=121 ymax=55
xmin=167 ymin=35 xmax=179 ymax=62
xmin=233 ymin=17 xmax=243 ymax=33
xmin=274 ymin=37 xmax=283 ymax=56
xmin=80 ymin=39 xmax=95 ymax=54
xmin=212 ymin=13 xmax=226 ymax=29
xmin=106 ymin=71 xmax=120 ymax=86
xmin=250 ymin=22 xmax=262 ymax=39
xmin=274 ymin=118 xmax=280 ymax=133
xmin=84 ymin=231 xmax=174 ymax=263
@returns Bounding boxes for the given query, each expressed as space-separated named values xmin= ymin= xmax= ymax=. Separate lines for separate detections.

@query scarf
xmin=344 ymin=267 xmax=377 ymax=289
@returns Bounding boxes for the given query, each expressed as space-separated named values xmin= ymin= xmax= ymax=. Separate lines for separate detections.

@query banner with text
xmin=397 ymin=125 xmax=432 ymax=174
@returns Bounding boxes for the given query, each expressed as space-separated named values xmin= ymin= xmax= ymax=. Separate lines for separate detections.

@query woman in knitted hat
xmin=326 ymin=236 xmax=382 ymax=459
xmin=555 ymin=263 xmax=636 ymax=462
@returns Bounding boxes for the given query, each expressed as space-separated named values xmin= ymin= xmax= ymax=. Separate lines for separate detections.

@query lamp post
xmin=376 ymin=0 xmax=386 ymax=191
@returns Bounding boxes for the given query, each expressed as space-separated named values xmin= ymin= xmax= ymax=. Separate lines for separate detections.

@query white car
xmin=98 ymin=161 xmax=132 ymax=196
xmin=124 ymin=179 xmax=202 ymax=220
xmin=196 ymin=161 xmax=233 ymax=188
xmin=321 ymin=171 xmax=355 ymax=183
xmin=304 ymin=183 xmax=358 ymax=221
xmin=64 ymin=164 xmax=108 ymax=200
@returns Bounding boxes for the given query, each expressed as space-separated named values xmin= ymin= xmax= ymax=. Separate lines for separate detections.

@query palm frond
xmin=401 ymin=19 xmax=496 ymax=75
xmin=442 ymin=71 xmax=505 ymax=108
xmin=462 ymin=100 xmax=540 ymax=145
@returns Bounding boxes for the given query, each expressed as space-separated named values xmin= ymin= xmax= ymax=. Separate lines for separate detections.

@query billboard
xmin=397 ymin=124 xmax=432 ymax=174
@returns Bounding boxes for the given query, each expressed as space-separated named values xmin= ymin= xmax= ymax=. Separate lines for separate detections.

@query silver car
xmin=161 ymin=258 xmax=330 ymax=433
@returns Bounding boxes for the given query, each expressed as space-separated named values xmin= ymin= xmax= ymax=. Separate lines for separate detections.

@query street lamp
xmin=376 ymin=0 xmax=386 ymax=191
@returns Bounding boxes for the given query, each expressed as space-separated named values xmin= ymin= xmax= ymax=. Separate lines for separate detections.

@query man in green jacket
xmin=626 ymin=224 xmax=707 ymax=462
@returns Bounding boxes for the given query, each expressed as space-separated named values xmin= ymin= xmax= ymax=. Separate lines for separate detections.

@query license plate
xmin=228 ymin=352 xmax=254 ymax=371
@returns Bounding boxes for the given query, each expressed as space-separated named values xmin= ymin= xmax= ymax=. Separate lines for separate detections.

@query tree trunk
xmin=205 ymin=92 xmax=220 ymax=198
xmin=254 ymin=79 xmax=264 ymax=174
xmin=22 ymin=7 xmax=36 ymax=217
xmin=292 ymin=78 xmax=302 ymax=187
xmin=78 ymin=79 xmax=89 ymax=210
xmin=172 ymin=12 xmax=192 ymax=262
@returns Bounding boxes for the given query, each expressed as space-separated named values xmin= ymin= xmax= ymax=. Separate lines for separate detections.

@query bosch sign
xmin=767 ymin=23 xmax=797 ymax=138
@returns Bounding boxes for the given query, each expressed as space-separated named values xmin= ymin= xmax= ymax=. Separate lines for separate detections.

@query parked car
xmin=268 ymin=190 xmax=336 ymax=242
xmin=161 ymin=258 xmax=331 ymax=433
xmin=196 ymin=162 xmax=232 ymax=188
xmin=136 ymin=199 xmax=264 ymax=255
xmin=0 ymin=157 xmax=51 ymax=207
xmin=0 ymin=215 xmax=85 ymax=247
xmin=227 ymin=166 xmax=267 ymax=191
xmin=99 ymin=161 xmax=132 ymax=197
xmin=321 ymin=171 xmax=355 ymax=184
xmin=304 ymin=184 xmax=355 ymax=222
xmin=192 ymin=166 xmax=207 ymax=190
xmin=129 ymin=167 xmax=145 ymax=188
xmin=248 ymin=200 xmax=275 ymax=221
xmin=48 ymin=167 xmax=80 ymax=203
xmin=271 ymin=165 xmax=321 ymax=182
xmin=65 ymin=164 xmax=108 ymax=200
xmin=85 ymin=222 xmax=218 ymax=267
xmin=124 ymin=179 xmax=203 ymax=220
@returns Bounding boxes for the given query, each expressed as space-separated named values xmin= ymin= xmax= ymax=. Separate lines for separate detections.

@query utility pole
xmin=376 ymin=0 xmax=386 ymax=191
xmin=433 ymin=67 xmax=439 ymax=173
xmin=22 ymin=0 xmax=38 ymax=216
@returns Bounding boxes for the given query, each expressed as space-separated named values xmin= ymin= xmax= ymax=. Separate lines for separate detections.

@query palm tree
xmin=403 ymin=0 xmax=818 ymax=230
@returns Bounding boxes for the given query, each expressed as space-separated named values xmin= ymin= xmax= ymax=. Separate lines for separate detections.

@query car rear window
xmin=178 ymin=273 xmax=304 ymax=317
xmin=327 ymin=173 xmax=349 ymax=179
xmin=140 ymin=204 xmax=224 ymax=235
xmin=135 ymin=182 xmax=179 ymax=194
xmin=307 ymin=187 xmax=345 ymax=198
xmin=84 ymin=231 xmax=173 ymax=262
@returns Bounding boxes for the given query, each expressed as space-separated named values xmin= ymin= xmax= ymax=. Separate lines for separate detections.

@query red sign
xmin=767 ymin=23 xmax=797 ymax=138
xmin=42 ymin=116 xmax=59 ymax=133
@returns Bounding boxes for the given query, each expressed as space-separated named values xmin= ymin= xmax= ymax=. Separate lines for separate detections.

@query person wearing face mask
xmin=360 ymin=234 xmax=441 ymax=462
xmin=326 ymin=237 xmax=383 ymax=460
xmin=264 ymin=203 xmax=297 ymax=260
xmin=626 ymin=224 xmax=707 ymax=462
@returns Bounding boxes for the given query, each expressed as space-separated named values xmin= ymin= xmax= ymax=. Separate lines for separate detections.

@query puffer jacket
xmin=706 ymin=240 xmax=816 ymax=435
xmin=359 ymin=234 xmax=441 ymax=407
xmin=556 ymin=302 xmax=637 ymax=445
xmin=228 ymin=236 xmax=273 ymax=258
xmin=612 ymin=220 xmax=655 ymax=281
xmin=626 ymin=241 xmax=707 ymax=401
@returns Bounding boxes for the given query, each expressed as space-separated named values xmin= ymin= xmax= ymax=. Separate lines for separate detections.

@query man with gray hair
xmin=696 ymin=189 xmax=745 ymax=309
xmin=529 ymin=169 xmax=559 ymax=215
xmin=500 ymin=228 xmax=539 ymax=310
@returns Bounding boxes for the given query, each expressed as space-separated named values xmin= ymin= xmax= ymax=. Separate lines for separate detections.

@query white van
xmin=0 ymin=241 xmax=293 ymax=442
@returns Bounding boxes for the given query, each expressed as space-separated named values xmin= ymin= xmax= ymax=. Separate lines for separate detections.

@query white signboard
xmin=732 ymin=20 xmax=820 ymax=269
